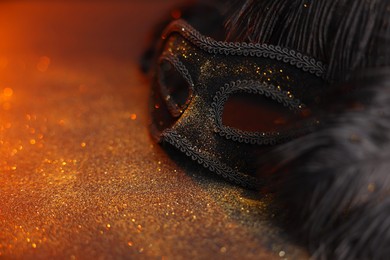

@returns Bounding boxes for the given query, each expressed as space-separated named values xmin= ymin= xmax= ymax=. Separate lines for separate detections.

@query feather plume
xmin=257 ymin=70 xmax=390 ymax=259
xmin=226 ymin=0 xmax=390 ymax=81
xmin=226 ymin=1 xmax=390 ymax=258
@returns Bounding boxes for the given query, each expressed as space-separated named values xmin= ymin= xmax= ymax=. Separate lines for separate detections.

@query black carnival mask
xmin=149 ymin=19 xmax=328 ymax=189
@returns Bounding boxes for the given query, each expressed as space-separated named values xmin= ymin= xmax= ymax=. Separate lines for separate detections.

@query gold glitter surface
xmin=0 ymin=1 xmax=308 ymax=259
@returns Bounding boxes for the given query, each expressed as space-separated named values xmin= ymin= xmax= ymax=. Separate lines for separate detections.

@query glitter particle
xmin=368 ymin=183 xmax=376 ymax=192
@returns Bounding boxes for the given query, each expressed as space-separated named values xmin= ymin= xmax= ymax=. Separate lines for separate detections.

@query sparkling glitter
xmin=0 ymin=2 xmax=309 ymax=259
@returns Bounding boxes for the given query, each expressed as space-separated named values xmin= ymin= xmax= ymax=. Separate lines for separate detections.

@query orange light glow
xmin=0 ymin=57 xmax=8 ymax=69
xmin=2 ymin=102 xmax=11 ymax=110
xmin=130 ymin=114 xmax=137 ymax=120
xmin=37 ymin=56 xmax=51 ymax=72
xmin=3 ymin=87 xmax=13 ymax=97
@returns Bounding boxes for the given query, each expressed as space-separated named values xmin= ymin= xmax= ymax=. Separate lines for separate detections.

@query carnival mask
xmin=149 ymin=19 xmax=328 ymax=189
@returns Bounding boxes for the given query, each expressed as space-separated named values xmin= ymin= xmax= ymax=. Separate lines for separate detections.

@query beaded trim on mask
xmin=162 ymin=19 xmax=327 ymax=79
xmin=161 ymin=129 xmax=260 ymax=189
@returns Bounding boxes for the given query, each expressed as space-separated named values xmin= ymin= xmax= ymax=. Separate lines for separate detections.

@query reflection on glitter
xmin=130 ymin=113 xmax=137 ymax=120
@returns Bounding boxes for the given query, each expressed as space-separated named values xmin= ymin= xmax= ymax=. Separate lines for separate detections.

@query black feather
xmin=225 ymin=1 xmax=390 ymax=259
xmin=257 ymin=70 xmax=390 ymax=259
xmin=226 ymin=0 xmax=390 ymax=81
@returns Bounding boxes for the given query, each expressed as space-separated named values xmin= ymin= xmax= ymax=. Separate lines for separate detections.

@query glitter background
xmin=0 ymin=1 xmax=307 ymax=259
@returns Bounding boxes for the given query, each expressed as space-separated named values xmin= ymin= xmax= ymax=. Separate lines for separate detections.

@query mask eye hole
xmin=222 ymin=93 xmax=309 ymax=133
xmin=158 ymin=60 xmax=192 ymax=117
